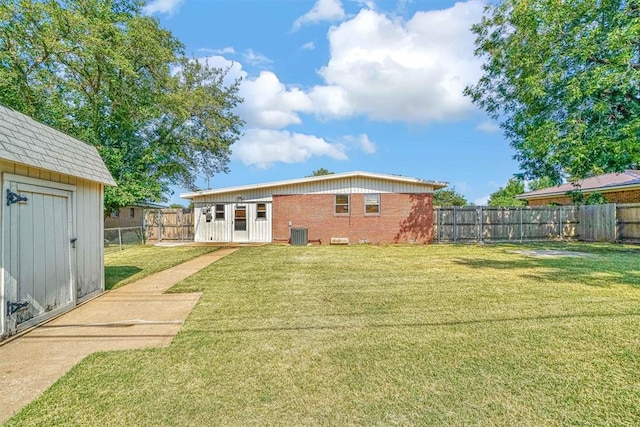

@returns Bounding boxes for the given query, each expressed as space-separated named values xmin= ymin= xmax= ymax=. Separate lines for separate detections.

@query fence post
xmin=520 ymin=207 xmax=523 ymax=242
xmin=559 ymin=207 xmax=563 ymax=240
xmin=453 ymin=207 xmax=457 ymax=243
xmin=435 ymin=208 xmax=440 ymax=243
xmin=118 ymin=227 xmax=122 ymax=251
xmin=158 ymin=210 xmax=163 ymax=242
xmin=479 ymin=206 xmax=483 ymax=243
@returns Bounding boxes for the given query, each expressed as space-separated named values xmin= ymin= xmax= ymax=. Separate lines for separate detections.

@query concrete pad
xmin=0 ymin=248 xmax=237 ymax=423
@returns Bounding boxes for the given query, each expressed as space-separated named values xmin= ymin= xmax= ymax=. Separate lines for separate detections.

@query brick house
xmin=517 ymin=170 xmax=640 ymax=206
xmin=104 ymin=202 xmax=168 ymax=229
xmin=180 ymin=171 xmax=447 ymax=244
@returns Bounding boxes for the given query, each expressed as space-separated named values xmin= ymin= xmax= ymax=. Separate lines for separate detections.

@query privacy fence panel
xmin=616 ymin=203 xmax=640 ymax=243
xmin=144 ymin=209 xmax=194 ymax=242
xmin=578 ymin=204 xmax=617 ymax=242
xmin=434 ymin=206 xmax=578 ymax=243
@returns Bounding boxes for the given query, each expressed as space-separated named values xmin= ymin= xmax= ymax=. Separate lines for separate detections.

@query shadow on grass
xmin=185 ymin=310 xmax=640 ymax=335
xmin=453 ymin=255 xmax=640 ymax=288
xmin=105 ymin=266 xmax=142 ymax=290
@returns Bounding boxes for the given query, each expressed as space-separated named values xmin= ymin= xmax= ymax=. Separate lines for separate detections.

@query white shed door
xmin=4 ymin=181 xmax=74 ymax=333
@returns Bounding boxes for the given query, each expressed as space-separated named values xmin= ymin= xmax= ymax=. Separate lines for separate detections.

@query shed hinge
xmin=6 ymin=189 xmax=28 ymax=206
xmin=7 ymin=300 xmax=29 ymax=316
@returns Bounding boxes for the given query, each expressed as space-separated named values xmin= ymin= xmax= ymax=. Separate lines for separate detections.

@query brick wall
xmin=272 ymin=193 xmax=434 ymax=244
xmin=527 ymin=189 xmax=640 ymax=206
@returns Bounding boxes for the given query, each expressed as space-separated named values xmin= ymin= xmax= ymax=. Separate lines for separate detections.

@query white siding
xmin=0 ymin=162 xmax=105 ymax=338
xmin=190 ymin=177 xmax=434 ymax=203
xmin=75 ymin=179 xmax=104 ymax=301
xmin=193 ymin=202 xmax=272 ymax=243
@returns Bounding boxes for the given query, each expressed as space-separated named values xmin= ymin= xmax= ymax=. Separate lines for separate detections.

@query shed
xmin=181 ymin=171 xmax=447 ymax=245
xmin=0 ymin=105 xmax=116 ymax=339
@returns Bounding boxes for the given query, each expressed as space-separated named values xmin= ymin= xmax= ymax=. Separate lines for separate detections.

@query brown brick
xmin=272 ymin=193 xmax=434 ymax=244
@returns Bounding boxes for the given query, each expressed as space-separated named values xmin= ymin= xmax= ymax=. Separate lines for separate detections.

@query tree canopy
xmin=488 ymin=178 xmax=526 ymax=207
xmin=307 ymin=168 xmax=334 ymax=177
xmin=0 ymin=0 xmax=243 ymax=212
xmin=433 ymin=188 xmax=468 ymax=206
xmin=466 ymin=0 xmax=640 ymax=184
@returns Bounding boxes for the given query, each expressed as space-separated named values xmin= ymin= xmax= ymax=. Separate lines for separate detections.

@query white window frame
xmin=335 ymin=194 xmax=350 ymax=215
xmin=364 ymin=194 xmax=380 ymax=215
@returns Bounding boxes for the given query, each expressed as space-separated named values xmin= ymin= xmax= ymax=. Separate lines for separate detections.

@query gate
xmin=145 ymin=209 xmax=194 ymax=242
xmin=578 ymin=204 xmax=617 ymax=242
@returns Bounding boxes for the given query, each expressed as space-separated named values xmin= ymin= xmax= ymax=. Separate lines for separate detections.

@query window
xmin=365 ymin=194 xmax=380 ymax=214
xmin=257 ymin=203 xmax=267 ymax=219
xmin=111 ymin=209 xmax=119 ymax=218
xmin=215 ymin=204 xmax=225 ymax=220
xmin=335 ymin=194 xmax=350 ymax=214
xmin=130 ymin=208 xmax=135 ymax=218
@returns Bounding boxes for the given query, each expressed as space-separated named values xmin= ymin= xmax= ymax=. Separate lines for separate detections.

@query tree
xmin=488 ymin=178 xmax=526 ymax=207
xmin=465 ymin=0 xmax=640 ymax=184
xmin=307 ymin=168 xmax=334 ymax=177
xmin=527 ymin=176 xmax=556 ymax=192
xmin=433 ymin=188 xmax=468 ymax=206
xmin=0 ymin=0 xmax=243 ymax=213
xmin=566 ymin=190 xmax=608 ymax=205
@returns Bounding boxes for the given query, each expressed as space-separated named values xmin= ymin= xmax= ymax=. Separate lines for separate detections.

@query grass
xmin=7 ymin=242 xmax=640 ymax=426
xmin=104 ymin=245 xmax=218 ymax=290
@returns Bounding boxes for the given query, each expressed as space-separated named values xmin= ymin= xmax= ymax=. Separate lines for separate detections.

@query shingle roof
xmin=0 ymin=104 xmax=116 ymax=186
xmin=517 ymin=170 xmax=640 ymax=199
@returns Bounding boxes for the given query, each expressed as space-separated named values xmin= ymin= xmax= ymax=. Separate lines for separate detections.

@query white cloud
xmin=301 ymin=42 xmax=316 ymax=50
xmin=234 ymin=129 xmax=348 ymax=168
xmin=293 ymin=0 xmax=346 ymax=30
xmin=243 ymin=49 xmax=272 ymax=66
xmin=310 ymin=1 xmax=485 ymax=123
xmin=198 ymin=47 xmax=236 ymax=55
xmin=237 ymin=71 xmax=313 ymax=129
xmin=341 ymin=134 xmax=376 ymax=154
xmin=476 ymin=120 xmax=500 ymax=133
xmin=351 ymin=0 xmax=376 ymax=10
xmin=453 ymin=181 xmax=470 ymax=193
xmin=142 ymin=0 xmax=184 ymax=16
xmin=474 ymin=195 xmax=490 ymax=205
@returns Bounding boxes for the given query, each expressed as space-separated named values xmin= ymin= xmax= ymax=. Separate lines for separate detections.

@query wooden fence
xmin=616 ymin=203 xmax=640 ymax=243
xmin=435 ymin=204 xmax=640 ymax=244
xmin=144 ymin=209 xmax=194 ymax=242
xmin=434 ymin=206 xmax=578 ymax=243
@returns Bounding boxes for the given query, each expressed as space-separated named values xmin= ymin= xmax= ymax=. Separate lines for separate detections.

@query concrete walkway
xmin=0 ymin=248 xmax=237 ymax=423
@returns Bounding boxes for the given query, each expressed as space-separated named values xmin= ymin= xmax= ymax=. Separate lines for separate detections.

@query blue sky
xmin=143 ymin=0 xmax=518 ymax=206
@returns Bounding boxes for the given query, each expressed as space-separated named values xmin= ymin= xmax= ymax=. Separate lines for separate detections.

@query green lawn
xmin=8 ymin=243 xmax=640 ymax=426
xmin=104 ymin=245 xmax=218 ymax=290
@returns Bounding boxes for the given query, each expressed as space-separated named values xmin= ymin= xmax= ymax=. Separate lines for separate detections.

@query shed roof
xmin=181 ymin=171 xmax=447 ymax=199
xmin=0 ymin=104 xmax=116 ymax=186
xmin=517 ymin=170 xmax=640 ymax=200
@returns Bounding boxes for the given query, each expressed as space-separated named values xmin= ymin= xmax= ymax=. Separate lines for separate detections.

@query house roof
xmin=517 ymin=170 xmax=640 ymax=200
xmin=180 ymin=171 xmax=448 ymax=199
xmin=125 ymin=202 xmax=169 ymax=209
xmin=0 ymin=104 xmax=116 ymax=186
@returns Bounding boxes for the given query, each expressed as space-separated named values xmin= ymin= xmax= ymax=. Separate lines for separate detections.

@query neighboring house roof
xmin=181 ymin=171 xmax=448 ymax=199
xmin=128 ymin=202 xmax=169 ymax=209
xmin=517 ymin=170 xmax=640 ymax=200
xmin=0 ymin=104 xmax=116 ymax=186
